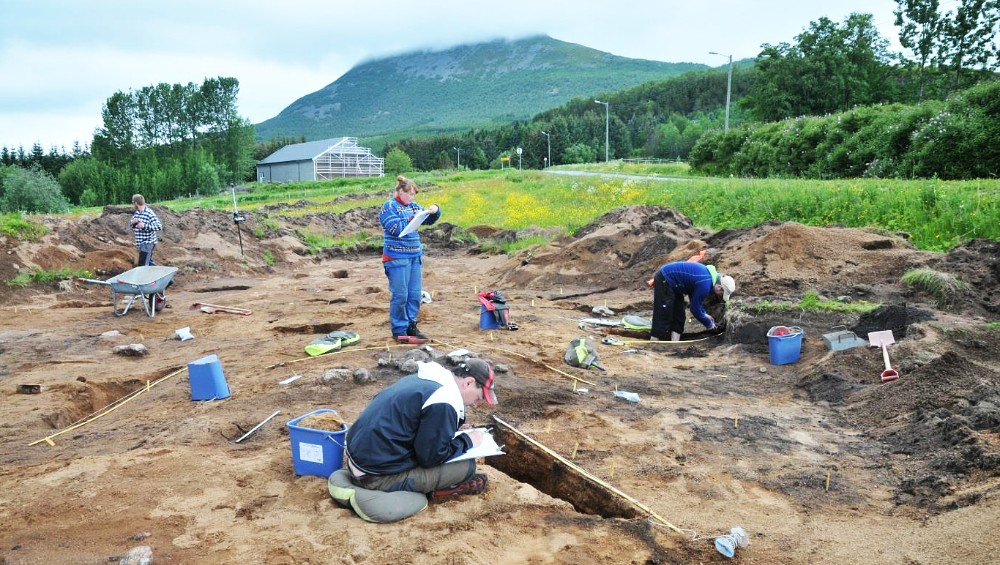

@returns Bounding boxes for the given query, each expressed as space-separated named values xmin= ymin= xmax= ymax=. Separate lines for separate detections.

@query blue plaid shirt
xmin=131 ymin=206 xmax=163 ymax=248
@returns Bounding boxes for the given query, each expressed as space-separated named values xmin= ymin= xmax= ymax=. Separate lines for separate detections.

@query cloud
xmin=2 ymin=0 xmax=902 ymax=150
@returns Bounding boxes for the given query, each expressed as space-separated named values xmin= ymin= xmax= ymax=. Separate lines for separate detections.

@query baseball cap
xmin=719 ymin=274 xmax=736 ymax=301
xmin=454 ymin=358 xmax=497 ymax=406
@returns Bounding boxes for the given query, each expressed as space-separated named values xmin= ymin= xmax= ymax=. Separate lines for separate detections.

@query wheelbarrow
xmin=81 ymin=265 xmax=178 ymax=318
xmin=868 ymin=330 xmax=899 ymax=383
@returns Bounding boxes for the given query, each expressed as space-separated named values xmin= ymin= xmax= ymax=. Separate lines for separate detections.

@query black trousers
xmin=651 ymin=271 xmax=686 ymax=339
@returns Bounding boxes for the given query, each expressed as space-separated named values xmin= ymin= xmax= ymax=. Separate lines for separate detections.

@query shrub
xmin=0 ymin=166 xmax=71 ymax=214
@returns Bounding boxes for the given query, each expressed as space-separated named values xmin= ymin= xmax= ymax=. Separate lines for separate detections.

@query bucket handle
xmin=325 ymin=430 xmax=347 ymax=451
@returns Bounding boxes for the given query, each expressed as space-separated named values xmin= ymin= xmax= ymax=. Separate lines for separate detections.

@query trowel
xmin=868 ymin=330 xmax=899 ymax=383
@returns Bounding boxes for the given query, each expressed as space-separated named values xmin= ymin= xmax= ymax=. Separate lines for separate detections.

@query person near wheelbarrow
xmin=378 ymin=176 xmax=441 ymax=344
xmin=649 ymin=261 xmax=735 ymax=341
xmin=130 ymin=193 xmax=163 ymax=267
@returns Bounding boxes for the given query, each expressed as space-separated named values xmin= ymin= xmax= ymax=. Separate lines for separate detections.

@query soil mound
xmin=494 ymin=205 xmax=711 ymax=289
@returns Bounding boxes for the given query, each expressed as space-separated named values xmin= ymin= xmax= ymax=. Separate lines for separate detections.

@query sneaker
xmin=406 ymin=323 xmax=428 ymax=340
xmin=432 ymin=473 xmax=487 ymax=499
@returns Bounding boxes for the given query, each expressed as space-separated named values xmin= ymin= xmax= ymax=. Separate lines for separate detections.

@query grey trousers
xmin=352 ymin=459 xmax=476 ymax=494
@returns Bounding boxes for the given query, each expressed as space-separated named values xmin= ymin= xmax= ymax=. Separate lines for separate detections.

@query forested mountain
xmin=254 ymin=35 xmax=704 ymax=142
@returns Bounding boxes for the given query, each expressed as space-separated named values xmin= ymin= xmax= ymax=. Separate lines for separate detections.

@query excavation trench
xmin=487 ymin=418 xmax=642 ymax=520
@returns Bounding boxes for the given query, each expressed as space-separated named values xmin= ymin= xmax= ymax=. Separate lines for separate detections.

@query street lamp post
xmin=594 ymin=100 xmax=609 ymax=162
xmin=709 ymin=51 xmax=733 ymax=133
xmin=540 ymin=130 xmax=551 ymax=168
xmin=453 ymin=147 xmax=460 ymax=169
xmin=516 ymin=147 xmax=522 ymax=171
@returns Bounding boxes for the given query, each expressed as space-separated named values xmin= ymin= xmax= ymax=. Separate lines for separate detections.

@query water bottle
xmin=714 ymin=526 xmax=749 ymax=558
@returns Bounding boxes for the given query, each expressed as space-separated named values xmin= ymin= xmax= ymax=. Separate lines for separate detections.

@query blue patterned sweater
xmin=378 ymin=197 xmax=441 ymax=259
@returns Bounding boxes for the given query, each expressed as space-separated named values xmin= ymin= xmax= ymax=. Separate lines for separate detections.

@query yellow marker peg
xmin=572 ymin=442 xmax=579 ymax=459
xmin=560 ymin=287 xmax=563 ymax=295
xmin=825 ymin=471 xmax=831 ymax=491
xmin=734 ymin=415 xmax=739 ymax=429
xmin=531 ymin=299 xmax=535 ymax=307
xmin=609 ymin=458 xmax=616 ymax=479
xmin=474 ymin=285 xmax=478 ymax=294
xmin=44 ymin=437 xmax=55 ymax=446
xmin=146 ymin=380 xmax=151 ymax=392
xmin=490 ymin=331 xmax=495 ymax=341
xmin=546 ymin=419 xmax=552 ymax=434
xmin=572 ymin=379 xmax=577 ymax=391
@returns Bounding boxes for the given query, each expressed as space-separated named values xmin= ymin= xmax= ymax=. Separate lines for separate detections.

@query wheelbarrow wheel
xmin=148 ymin=292 xmax=166 ymax=312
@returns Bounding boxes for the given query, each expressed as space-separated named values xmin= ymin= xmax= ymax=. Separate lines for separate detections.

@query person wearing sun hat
xmin=649 ymin=261 xmax=736 ymax=341
xmin=339 ymin=358 xmax=497 ymax=514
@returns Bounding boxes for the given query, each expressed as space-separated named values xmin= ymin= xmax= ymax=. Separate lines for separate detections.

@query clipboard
xmin=447 ymin=428 xmax=505 ymax=463
xmin=399 ymin=209 xmax=431 ymax=236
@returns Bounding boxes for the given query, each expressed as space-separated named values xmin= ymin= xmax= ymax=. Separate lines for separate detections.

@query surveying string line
xmin=432 ymin=337 xmax=598 ymax=388
xmin=28 ymin=367 xmax=186 ymax=447
xmin=264 ymin=342 xmax=416 ymax=369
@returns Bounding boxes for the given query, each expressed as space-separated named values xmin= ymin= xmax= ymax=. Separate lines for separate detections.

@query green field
xmin=47 ymin=164 xmax=1000 ymax=253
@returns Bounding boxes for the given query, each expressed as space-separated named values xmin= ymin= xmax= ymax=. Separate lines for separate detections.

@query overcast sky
xmin=2 ymin=0 xmax=911 ymax=151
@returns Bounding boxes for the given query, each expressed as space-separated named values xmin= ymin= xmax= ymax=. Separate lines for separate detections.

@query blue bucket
xmin=287 ymin=409 xmax=348 ymax=477
xmin=187 ymin=354 xmax=231 ymax=400
xmin=767 ymin=326 xmax=803 ymax=365
xmin=479 ymin=305 xmax=500 ymax=330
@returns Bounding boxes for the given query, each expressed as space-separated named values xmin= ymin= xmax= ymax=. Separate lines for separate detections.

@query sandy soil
xmin=1 ymin=197 xmax=999 ymax=564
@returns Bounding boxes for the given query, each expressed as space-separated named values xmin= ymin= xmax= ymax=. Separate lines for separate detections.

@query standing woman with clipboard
xmin=379 ymin=176 xmax=441 ymax=343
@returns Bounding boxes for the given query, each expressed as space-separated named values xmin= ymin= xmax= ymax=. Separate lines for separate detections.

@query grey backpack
xmin=564 ymin=336 xmax=604 ymax=370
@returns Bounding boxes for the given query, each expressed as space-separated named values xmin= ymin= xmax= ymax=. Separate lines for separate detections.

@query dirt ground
xmin=2 ymin=196 xmax=1000 ymax=564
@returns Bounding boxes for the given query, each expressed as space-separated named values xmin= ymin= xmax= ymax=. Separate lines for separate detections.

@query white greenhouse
xmin=256 ymin=137 xmax=384 ymax=182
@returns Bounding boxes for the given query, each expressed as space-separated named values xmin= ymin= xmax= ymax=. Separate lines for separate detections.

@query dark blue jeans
xmin=384 ymin=255 xmax=423 ymax=336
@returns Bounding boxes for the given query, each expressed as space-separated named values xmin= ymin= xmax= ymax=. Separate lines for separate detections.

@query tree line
xmin=386 ymin=4 xmax=998 ymax=177
xmin=58 ymin=77 xmax=255 ymax=207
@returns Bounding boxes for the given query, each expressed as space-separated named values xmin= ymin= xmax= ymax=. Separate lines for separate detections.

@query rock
xmin=101 ymin=330 xmax=123 ymax=338
xmin=321 ymin=368 xmax=352 ymax=384
xmin=119 ymin=545 xmax=152 ymax=565
xmin=113 ymin=344 xmax=149 ymax=357
xmin=592 ymin=305 xmax=614 ymax=316
xmin=353 ymin=368 xmax=372 ymax=384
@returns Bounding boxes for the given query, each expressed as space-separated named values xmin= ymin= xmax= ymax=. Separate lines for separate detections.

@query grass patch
xmin=262 ymin=250 xmax=276 ymax=266
xmin=901 ymin=268 xmax=968 ymax=309
xmin=298 ymin=229 xmax=382 ymax=254
xmin=986 ymin=322 xmax=1000 ymax=330
xmin=745 ymin=291 xmax=880 ymax=314
xmin=7 ymin=267 xmax=92 ymax=288
xmin=1 ymin=213 xmax=48 ymax=241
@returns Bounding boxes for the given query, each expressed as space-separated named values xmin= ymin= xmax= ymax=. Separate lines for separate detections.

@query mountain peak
xmin=256 ymin=35 xmax=703 ymax=143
